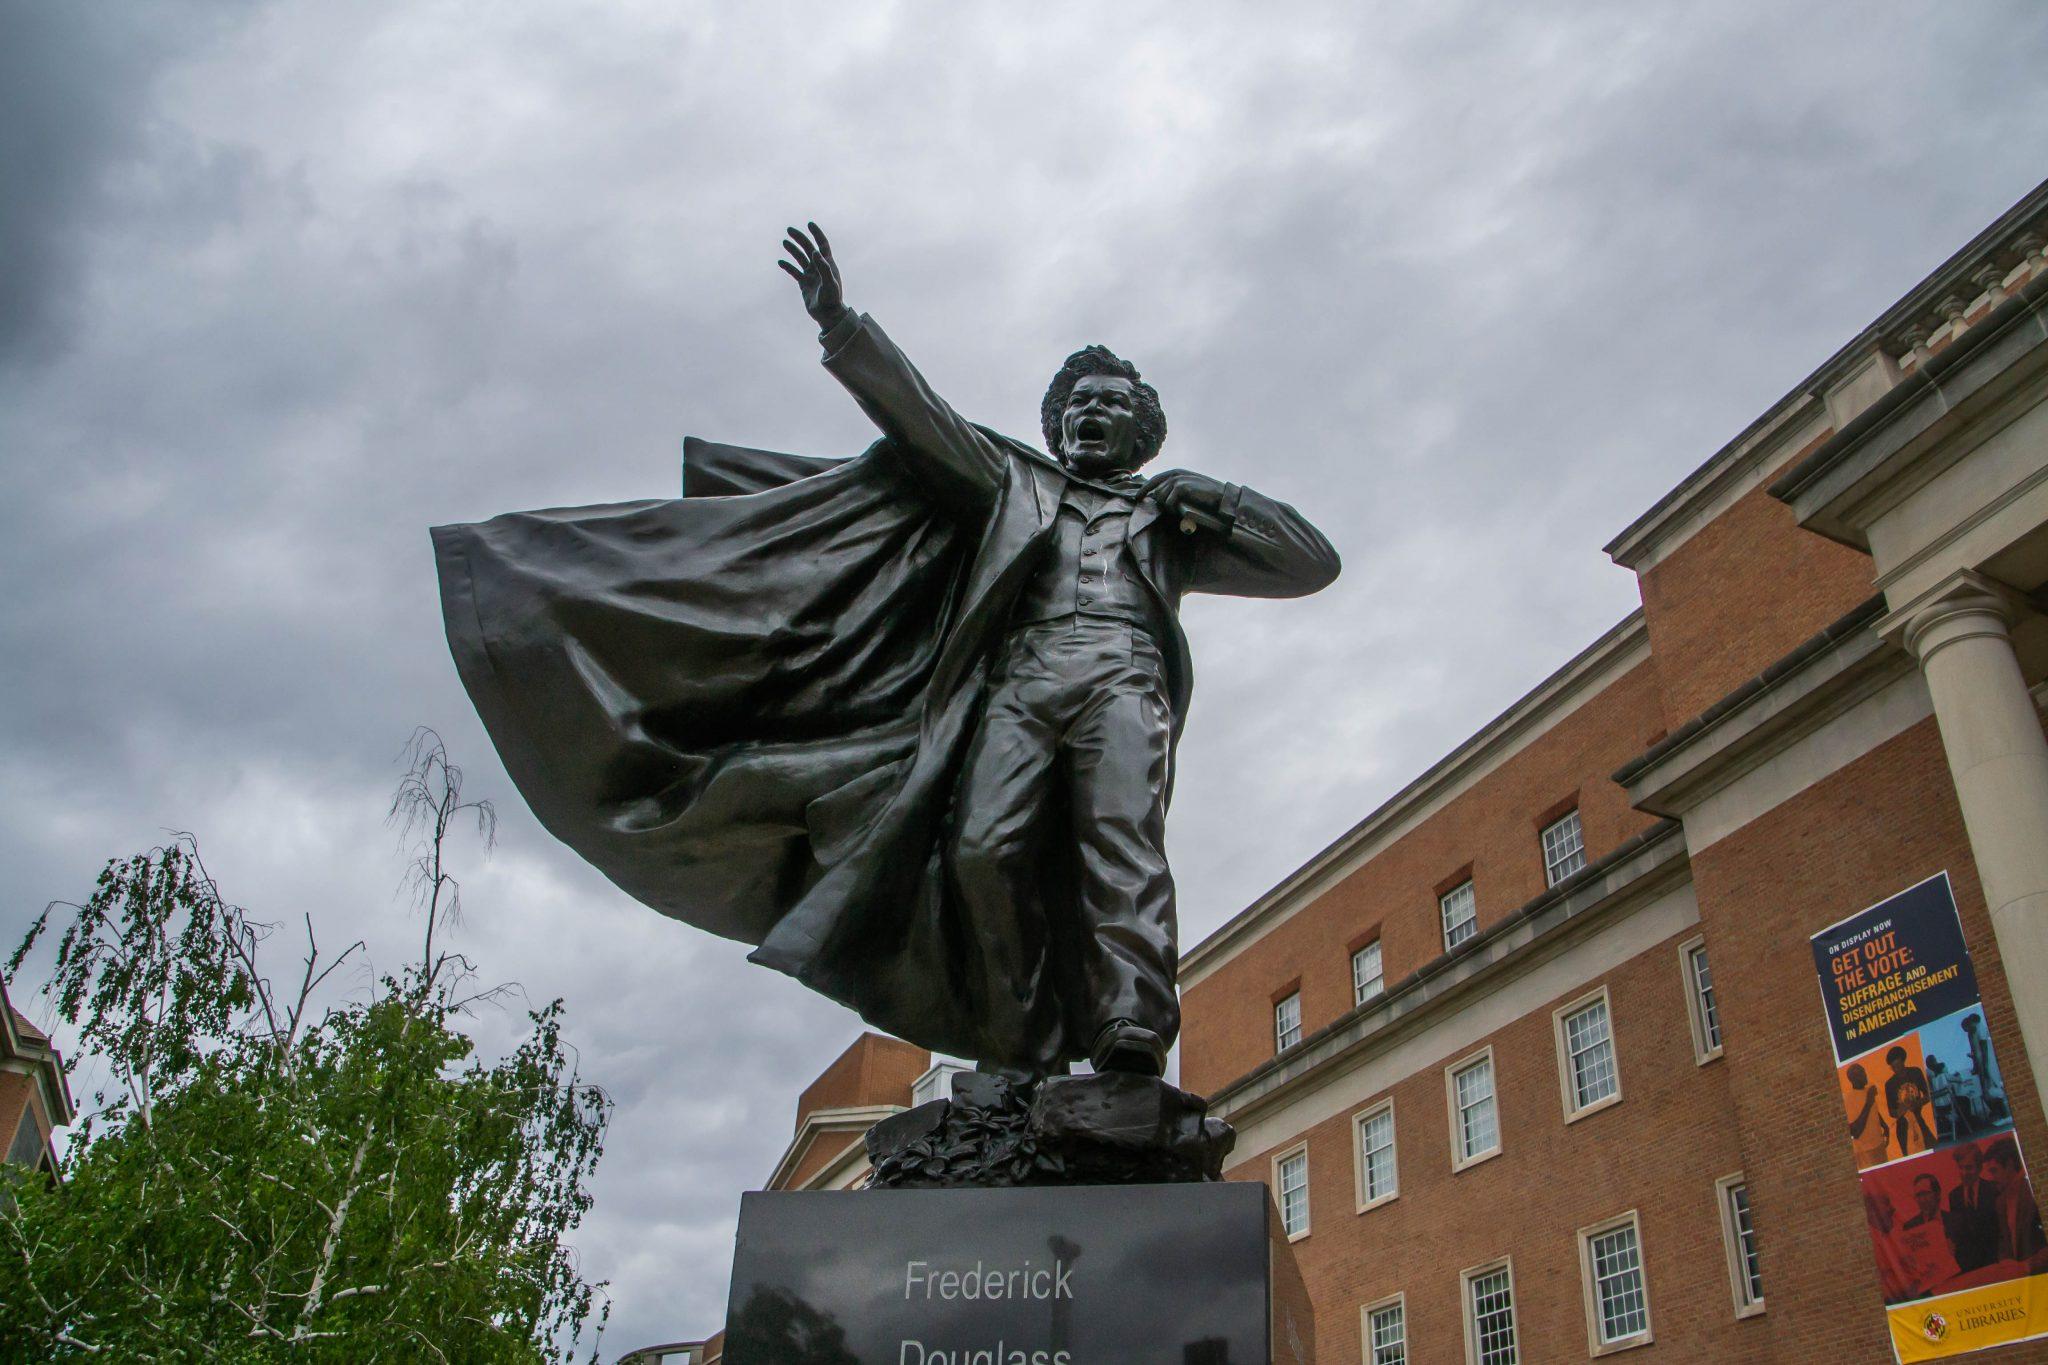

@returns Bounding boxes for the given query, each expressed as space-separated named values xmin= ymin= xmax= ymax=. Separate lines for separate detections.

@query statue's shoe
xmin=1090 ymin=1019 xmax=1167 ymax=1077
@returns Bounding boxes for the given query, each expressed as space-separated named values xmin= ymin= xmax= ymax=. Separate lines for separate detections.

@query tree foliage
xmin=0 ymin=733 xmax=611 ymax=1362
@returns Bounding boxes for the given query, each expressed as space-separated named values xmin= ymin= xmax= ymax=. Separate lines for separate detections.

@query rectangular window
xmin=1463 ymin=1262 xmax=1519 ymax=1365
xmin=1681 ymin=936 xmax=1723 ymax=1064
xmin=1554 ymin=989 xmax=1620 ymax=1118
xmin=1356 ymin=1101 xmax=1398 ymax=1209
xmin=1365 ymin=1295 xmax=1406 ymax=1365
xmin=1579 ymin=1214 xmax=1651 ymax=1351
xmin=1541 ymin=810 xmax=1586 ymax=886
xmin=1276 ymin=1146 xmax=1309 ymax=1238
xmin=1441 ymin=880 xmax=1478 ymax=949
xmin=1275 ymin=992 xmax=1302 ymax=1053
xmin=1353 ymin=940 xmax=1385 ymax=1006
xmin=1448 ymin=1049 xmax=1499 ymax=1167
xmin=1717 ymin=1175 xmax=1764 ymax=1316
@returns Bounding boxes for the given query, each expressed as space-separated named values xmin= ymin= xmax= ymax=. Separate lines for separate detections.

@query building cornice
xmin=1608 ymin=177 xmax=2048 ymax=571
xmin=1612 ymin=595 xmax=1898 ymax=817
xmin=1209 ymin=819 xmax=1686 ymax=1126
xmin=1179 ymin=610 xmax=1650 ymax=988
xmin=1 ymin=984 xmax=74 ymax=1129
xmin=764 ymin=1103 xmax=900 ymax=1192
xmin=803 ymin=1130 xmax=877 ymax=1192
xmin=1770 ymin=267 xmax=2048 ymax=549
xmin=1604 ymin=395 xmax=1830 ymax=572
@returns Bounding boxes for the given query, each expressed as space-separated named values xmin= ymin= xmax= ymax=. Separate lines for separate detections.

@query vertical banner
xmin=1811 ymin=872 xmax=2048 ymax=1360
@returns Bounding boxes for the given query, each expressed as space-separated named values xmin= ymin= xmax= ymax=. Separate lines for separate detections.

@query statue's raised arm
xmin=437 ymin=222 xmax=1341 ymax=1128
xmin=780 ymin=223 xmax=1006 ymax=514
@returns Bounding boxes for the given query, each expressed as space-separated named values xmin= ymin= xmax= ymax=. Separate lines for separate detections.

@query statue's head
xmin=1040 ymin=345 xmax=1167 ymax=476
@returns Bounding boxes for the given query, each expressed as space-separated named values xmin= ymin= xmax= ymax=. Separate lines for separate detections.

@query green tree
xmin=0 ymin=732 xmax=611 ymax=1362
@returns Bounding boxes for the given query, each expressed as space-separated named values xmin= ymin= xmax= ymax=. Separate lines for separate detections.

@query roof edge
xmin=1605 ymin=176 xmax=2048 ymax=568
xmin=1769 ymin=267 xmax=2048 ymax=515
xmin=1180 ymin=607 xmax=1649 ymax=982
xmin=765 ymin=1102 xmax=902 ymax=1192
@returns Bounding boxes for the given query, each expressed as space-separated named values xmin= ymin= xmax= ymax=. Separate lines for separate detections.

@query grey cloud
xmin=0 ymin=0 xmax=263 ymax=363
xmin=4 ymin=0 xmax=2045 ymax=1352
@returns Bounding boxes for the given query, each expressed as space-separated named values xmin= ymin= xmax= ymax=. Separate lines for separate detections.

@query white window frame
xmin=1715 ymin=1173 xmax=1765 ymax=1318
xmin=1445 ymin=1045 xmax=1501 ymax=1171
xmin=1275 ymin=991 xmax=1303 ymax=1053
xmin=1353 ymin=939 xmax=1385 ymax=1006
xmin=1552 ymin=985 xmax=1622 ymax=1122
xmin=1273 ymin=1142 xmax=1311 ymax=1241
xmin=1353 ymin=1098 xmax=1399 ymax=1212
xmin=1460 ymin=1257 xmax=1519 ymax=1365
xmin=1679 ymin=934 xmax=1723 ymax=1065
xmin=1577 ymin=1210 xmax=1653 ymax=1355
xmin=1361 ymin=1291 xmax=1407 ymax=1365
xmin=1441 ymin=879 xmax=1478 ymax=950
xmin=1541 ymin=809 xmax=1586 ymax=886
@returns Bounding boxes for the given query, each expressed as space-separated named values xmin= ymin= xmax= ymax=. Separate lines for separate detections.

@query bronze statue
xmin=432 ymin=225 xmax=1338 ymax=1084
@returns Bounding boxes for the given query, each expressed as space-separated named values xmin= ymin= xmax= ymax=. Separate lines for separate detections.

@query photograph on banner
xmin=1841 ymin=1031 xmax=1941 ymax=1170
xmin=1860 ymin=1135 xmax=2048 ymax=1307
xmin=1918 ymin=1007 xmax=2014 ymax=1146
xmin=1814 ymin=874 xmax=2048 ymax=1359
xmin=1811 ymin=873 xmax=1978 ymax=1063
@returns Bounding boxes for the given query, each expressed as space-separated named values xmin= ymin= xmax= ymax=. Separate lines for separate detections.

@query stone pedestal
xmin=723 ymin=1181 xmax=1313 ymax=1365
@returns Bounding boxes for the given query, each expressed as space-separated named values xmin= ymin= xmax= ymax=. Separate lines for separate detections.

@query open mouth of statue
xmin=1075 ymin=417 xmax=1108 ymax=444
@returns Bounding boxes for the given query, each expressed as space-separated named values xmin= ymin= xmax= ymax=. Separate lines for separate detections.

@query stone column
xmin=1902 ymin=575 xmax=2048 ymax=1122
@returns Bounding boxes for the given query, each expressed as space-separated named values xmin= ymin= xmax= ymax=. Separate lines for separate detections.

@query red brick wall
xmin=1636 ymin=463 xmax=1875 ymax=729
xmin=1686 ymin=715 xmax=2048 ymax=1363
xmin=793 ymin=1033 xmax=928 ymax=1133
xmin=1201 ymin=717 xmax=2048 ymax=1363
xmin=1165 ymin=291 xmax=2048 ymax=1356
xmin=781 ymin=1129 xmax=861 ymax=1190
xmin=1223 ymin=923 xmax=1755 ymax=1363
xmin=1181 ymin=659 xmax=1667 ymax=1096
xmin=0 ymin=1072 xmax=33 ymax=1165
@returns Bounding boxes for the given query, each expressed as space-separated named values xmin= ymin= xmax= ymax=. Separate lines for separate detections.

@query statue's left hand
xmin=1142 ymin=469 xmax=1228 ymax=515
xmin=778 ymin=223 xmax=849 ymax=331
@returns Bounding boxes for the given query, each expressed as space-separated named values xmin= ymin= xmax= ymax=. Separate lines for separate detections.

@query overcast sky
xmin=4 ymin=0 xmax=2045 ymax=1352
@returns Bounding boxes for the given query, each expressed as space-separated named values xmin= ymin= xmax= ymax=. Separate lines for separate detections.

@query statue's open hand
xmin=778 ymin=223 xmax=848 ymax=331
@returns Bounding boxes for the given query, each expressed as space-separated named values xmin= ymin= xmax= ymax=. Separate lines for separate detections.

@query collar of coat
xmin=971 ymin=425 xmax=1172 ymax=536
xmin=1058 ymin=466 xmax=1144 ymax=498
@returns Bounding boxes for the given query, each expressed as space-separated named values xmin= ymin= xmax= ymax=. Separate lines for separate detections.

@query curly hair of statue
xmin=1039 ymin=345 xmax=1168 ymax=466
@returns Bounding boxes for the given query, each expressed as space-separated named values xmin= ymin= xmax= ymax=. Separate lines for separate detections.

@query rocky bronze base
xmin=863 ymin=1070 xmax=1235 ymax=1188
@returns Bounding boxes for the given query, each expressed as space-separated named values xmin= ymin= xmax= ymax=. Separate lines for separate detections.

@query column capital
xmin=1879 ymin=569 xmax=2034 ymax=664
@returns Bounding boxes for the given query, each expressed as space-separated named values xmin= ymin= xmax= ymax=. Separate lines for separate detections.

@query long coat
xmin=432 ymin=314 xmax=1338 ymax=1061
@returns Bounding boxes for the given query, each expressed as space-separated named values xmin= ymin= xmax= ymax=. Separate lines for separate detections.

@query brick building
xmin=1179 ymin=179 xmax=2048 ymax=1362
xmin=0 ymin=974 xmax=71 ymax=1178
xmin=688 ymin=182 xmax=2048 ymax=1362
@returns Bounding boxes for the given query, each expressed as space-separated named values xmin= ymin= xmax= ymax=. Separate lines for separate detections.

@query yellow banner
xmin=1889 ymin=1274 xmax=2048 ymax=1361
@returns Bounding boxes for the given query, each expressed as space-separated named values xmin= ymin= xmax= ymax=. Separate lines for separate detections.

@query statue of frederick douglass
xmin=432 ymin=225 xmax=1338 ymax=1083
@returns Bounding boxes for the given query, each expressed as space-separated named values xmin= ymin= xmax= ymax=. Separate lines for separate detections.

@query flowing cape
xmin=432 ymin=436 xmax=1056 ymax=1058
